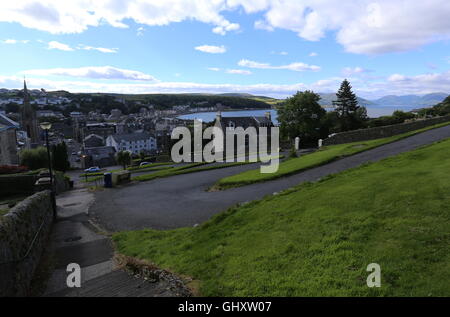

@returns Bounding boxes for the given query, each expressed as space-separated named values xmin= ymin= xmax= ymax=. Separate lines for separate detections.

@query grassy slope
xmin=114 ymin=138 xmax=450 ymax=296
xmin=215 ymin=121 xmax=450 ymax=189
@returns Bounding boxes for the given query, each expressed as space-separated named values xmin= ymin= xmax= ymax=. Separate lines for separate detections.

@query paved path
xmin=90 ymin=125 xmax=450 ymax=231
xmin=43 ymin=188 xmax=183 ymax=297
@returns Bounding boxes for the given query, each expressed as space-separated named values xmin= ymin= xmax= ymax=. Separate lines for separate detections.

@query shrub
xmin=20 ymin=147 xmax=48 ymax=170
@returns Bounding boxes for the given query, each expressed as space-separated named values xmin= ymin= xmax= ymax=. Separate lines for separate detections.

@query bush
xmin=20 ymin=147 xmax=48 ymax=170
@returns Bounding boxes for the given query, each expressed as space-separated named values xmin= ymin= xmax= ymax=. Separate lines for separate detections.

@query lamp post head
xmin=40 ymin=122 xmax=52 ymax=130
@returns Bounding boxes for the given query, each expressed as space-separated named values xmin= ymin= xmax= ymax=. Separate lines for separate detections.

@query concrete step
xmin=47 ymin=270 xmax=175 ymax=297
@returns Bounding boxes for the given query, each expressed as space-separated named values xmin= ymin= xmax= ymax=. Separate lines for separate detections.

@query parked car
xmin=140 ymin=162 xmax=151 ymax=167
xmin=84 ymin=166 xmax=100 ymax=173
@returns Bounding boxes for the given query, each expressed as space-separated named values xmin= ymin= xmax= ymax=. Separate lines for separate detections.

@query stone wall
xmin=0 ymin=191 xmax=53 ymax=296
xmin=323 ymin=115 xmax=450 ymax=146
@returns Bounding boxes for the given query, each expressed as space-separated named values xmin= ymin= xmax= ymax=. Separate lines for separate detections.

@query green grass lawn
xmin=214 ymin=121 xmax=450 ymax=189
xmin=114 ymin=138 xmax=450 ymax=296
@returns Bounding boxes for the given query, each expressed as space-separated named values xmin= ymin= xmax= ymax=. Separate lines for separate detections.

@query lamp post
xmin=40 ymin=121 xmax=57 ymax=219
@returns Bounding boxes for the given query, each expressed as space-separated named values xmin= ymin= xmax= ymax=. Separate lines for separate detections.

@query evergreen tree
xmin=333 ymin=79 xmax=367 ymax=131
xmin=51 ymin=141 xmax=70 ymax=172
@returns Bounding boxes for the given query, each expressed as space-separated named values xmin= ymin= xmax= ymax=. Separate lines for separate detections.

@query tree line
xmin=277 ymin=79 xmax=368 ymax=146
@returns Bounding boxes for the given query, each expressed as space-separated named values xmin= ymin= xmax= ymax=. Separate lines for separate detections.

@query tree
xmin=20 ymin=147 xmax=48 ymax=170
xmin=116 ymin=151 xmax=131 ymax=170
xmin=52 ymin=141 xmax=70 ymax=172
xmin=333 ymin=79 xmax=367 ymax=131
xmin=277 ymin=90 xmax=326 ymax=145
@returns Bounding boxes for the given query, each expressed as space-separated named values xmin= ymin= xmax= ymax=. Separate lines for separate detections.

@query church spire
xmin=23 ymin=78 xmax=29 ymax=104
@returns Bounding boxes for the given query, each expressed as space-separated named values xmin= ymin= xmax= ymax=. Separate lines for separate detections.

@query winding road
xmin=89 ymin=124 xmax=450 ymax=231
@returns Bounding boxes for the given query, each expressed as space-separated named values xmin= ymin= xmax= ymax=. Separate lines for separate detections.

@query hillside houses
xmin=106 ymin=132 xmax=157 ymax=155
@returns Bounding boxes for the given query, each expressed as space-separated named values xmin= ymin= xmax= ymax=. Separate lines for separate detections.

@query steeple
xmin=20 ymin=79 xmax=39 ymax=145
xmin=23 ymin=78 xmax=29 ymax=104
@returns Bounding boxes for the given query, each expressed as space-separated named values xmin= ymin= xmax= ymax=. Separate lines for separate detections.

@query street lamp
xmin=40 ymin=122 xmax=57 ymax=219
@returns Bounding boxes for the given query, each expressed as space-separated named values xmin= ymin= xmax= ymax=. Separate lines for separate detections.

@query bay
xmin=177 ymin=105 xmax=418 ymax=124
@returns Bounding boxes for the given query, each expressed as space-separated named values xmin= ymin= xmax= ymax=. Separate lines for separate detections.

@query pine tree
xmin=51 ymin=142 xmax=70 ymax=172
xmin=333 ymin=79 xmax=366 ymax=131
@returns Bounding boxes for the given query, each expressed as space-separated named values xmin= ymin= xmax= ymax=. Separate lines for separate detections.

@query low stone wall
xmin=323 ymin=115 xmax=450 ymax=146
xmin=0 ymin=191 xmax=53 ymax=296
xmin=0 ymin=172 xmax=70 ymax=198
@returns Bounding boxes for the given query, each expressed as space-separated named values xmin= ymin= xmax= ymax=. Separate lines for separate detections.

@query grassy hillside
xmin=114 ymin=138 xmax=450 ymax=296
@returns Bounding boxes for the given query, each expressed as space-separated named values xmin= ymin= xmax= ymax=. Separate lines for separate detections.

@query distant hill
xmin=371 ymin=93 xmax=448 ymax=107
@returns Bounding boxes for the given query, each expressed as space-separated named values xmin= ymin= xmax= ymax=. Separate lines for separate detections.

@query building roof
xmin=109 ymin=132 xmax=154 ymax=142
xmin=0 ymin=112 xmax=19 ymax=132
xmin=218 ymin=115 xmax=273 ymax=129
xmin=84 ymin=133 xmax=104 ymax=141
xmin=85 ymin=146 xmax=116 ymax=158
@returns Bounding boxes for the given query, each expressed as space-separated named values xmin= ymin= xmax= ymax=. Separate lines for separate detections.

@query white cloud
xmin=226 ymin=69 xmax=252 ymax=75
xmin=137 ymin=26 xmax=145 ymax=36
xmin=77 ymin=44 xmax=118 ymax=53
xmin=342 ymin=67 xmax=370 ymax=76
xmin=46 ymin=41 xmax=117 ymax=53
xmin=0 ymin=0 xmax=241 ymax=35
xmin=21 ymin=66 xmax=158 ymax=81
xmin=238 ymin=59 xmax=320 ymax=72
xmin=271 ymin=51 xmax=288 ymax=55
xmin=47 ymin=40 xmax=73 ymax=51
xmin=212 ymin=22 xmax=239 ymax=35
xmin=195 ymin=45 xmax=226 ymax=54
xmin=2 ymin=39 xmax=29 ymax=44
xmin=250 ymin=0 xmax=450 ymax=54
xmin=254 ymin=19 xmax=274 ymax=31
xmin=309 ymin=52 xmax=318 ymax=57
xmin=2 ymin=1 xmax=450 ymax=53
xmin=2 ymin=69 xmax=450 ymax=99
xmin=207 ymin=67 xmax=221 ymax=72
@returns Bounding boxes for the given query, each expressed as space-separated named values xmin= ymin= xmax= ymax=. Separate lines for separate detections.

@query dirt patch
xmin=114 ymin=253 xmax=194 ymax=297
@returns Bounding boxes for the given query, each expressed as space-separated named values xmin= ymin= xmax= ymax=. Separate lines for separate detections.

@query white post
xmin=318 ymin=139 xmax=323 ymax=148
xmin=295 ymin=137 xmax=300 ymax=151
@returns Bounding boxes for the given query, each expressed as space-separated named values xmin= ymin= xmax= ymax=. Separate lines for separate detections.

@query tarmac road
xmin=89 ymin=124 xmax=450 ymax=231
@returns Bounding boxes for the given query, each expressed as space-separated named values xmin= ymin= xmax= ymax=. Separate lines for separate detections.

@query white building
xmin=106 ymin=132 xmax=157 ymax=155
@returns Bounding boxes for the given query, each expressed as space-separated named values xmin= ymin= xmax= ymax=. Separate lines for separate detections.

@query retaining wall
xmin=0 ymin=191 xmax=53 ymax=296
xmin=323 ymin=115 xmax=450 ymax=146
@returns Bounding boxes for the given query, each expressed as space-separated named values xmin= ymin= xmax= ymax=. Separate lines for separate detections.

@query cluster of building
xmin=73 ymin=109 xmax=190 ymax=167
xmin=0 ymin=81 xmax=42 ymax=165
xmin=0 ymin=81 xmax=196 ymax=168
xmin=0 ymin=82 xmax=276 ymax=169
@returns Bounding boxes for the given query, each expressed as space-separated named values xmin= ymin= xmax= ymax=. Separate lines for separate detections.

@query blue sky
xmin=0 ymin=1 xmax=450 ymax=99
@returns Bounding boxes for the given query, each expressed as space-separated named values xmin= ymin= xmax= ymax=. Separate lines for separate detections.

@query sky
xmin=0 ymin=0 xmax=450 ymax=99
